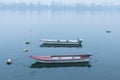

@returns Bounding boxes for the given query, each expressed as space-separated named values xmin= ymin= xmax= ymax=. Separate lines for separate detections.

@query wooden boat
xmin=40 ymin=39 xmax=82 ymax=45
xmin=30 ymin=54 xmax=91 ymax=64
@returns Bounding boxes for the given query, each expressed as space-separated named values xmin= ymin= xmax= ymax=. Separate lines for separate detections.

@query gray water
xmin=0 ymin=10 xmax=120 ymax=80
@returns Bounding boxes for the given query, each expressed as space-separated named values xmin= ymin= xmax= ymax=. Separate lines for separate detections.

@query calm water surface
xmin=0 ymin=10 xmax=120 ymax=80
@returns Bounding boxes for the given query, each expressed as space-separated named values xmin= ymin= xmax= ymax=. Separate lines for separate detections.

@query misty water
xmin=0 ymin=10 xmax=120 ymax=80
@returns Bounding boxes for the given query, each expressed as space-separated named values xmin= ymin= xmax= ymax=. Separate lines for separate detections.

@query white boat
xmin=30 ymin=54 xmax=91 ymax=64
xmin=40 ymin=39 xmax=82 ymax=45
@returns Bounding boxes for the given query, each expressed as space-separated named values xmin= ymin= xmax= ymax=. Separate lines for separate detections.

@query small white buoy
xmin=88 ymin=52 xmax=92 ymax=56
xmin=106 ymin=29 xmax=111 ymax=33
xmin=24 ymin=48 xmax=29 ymax=52
xmin=78 ymin=38 xmax=83 ymax=43
xmin=79 ymin=39 xmax=83 ymax=42
xmin=7 ymin=58 xmax=12 ymax=65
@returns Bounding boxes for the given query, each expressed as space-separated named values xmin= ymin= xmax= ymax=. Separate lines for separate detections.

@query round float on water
xmin=106 ymin=29 xmax=111 ymax=33
xmin=78 ymin=38 xmax=83 ymax=43
xmin=79 ymin=39 xmax=83 ymax=42
xmin=7 ymin=58 xmax=12 ymax=65
xmin=24 ymin=48 xmax=29 ymax=52
xmin=25 ymin=41 xmax=30 ymax=44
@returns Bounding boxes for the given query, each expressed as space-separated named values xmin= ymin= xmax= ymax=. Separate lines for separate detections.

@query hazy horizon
xmin=0 ymin=0 xmax=120 ymax=6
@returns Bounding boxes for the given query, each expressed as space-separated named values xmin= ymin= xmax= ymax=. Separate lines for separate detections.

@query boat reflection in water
xmin=30 ymin=62 xmax=91 ymax=68
xmin=40 ymin=44 xmax=82 ymax=48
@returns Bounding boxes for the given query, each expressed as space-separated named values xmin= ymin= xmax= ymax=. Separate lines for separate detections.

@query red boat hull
xmin=30 ymin=54 xmax=91 ymax=63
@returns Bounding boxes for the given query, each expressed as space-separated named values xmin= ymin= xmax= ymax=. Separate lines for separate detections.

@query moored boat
xmin=40 ymin=39 xmax=82 ymax=45
xmin=30 ymin=54 xmax=91 ymax=64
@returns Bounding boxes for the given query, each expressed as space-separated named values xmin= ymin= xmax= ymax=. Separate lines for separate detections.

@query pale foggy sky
xmin=0 ymin=0 xmax=120 ymax=6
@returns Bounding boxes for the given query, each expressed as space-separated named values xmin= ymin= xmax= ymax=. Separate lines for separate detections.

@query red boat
xmin=30 ymin=54 xmax=91 ymax=63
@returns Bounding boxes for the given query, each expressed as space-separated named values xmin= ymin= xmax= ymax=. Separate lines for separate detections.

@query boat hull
xmin=30 ymin=54 xmax=91 ymax=64
xmin=42 ymin=42 xmax=81 ymax=45
xmin=35 ymin=58 xmax=90 ymax=63
xmin=40 ymin=39 xmax=82 ymax=45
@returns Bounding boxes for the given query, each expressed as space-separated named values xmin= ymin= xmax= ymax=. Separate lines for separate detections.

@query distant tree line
xmin=0 ymin=3 xmax=120 ymax=11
